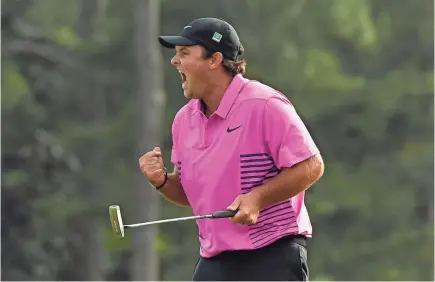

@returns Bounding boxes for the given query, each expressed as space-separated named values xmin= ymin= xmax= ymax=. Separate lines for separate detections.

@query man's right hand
xmin=139 ymin=146 xmax=166 ymax=187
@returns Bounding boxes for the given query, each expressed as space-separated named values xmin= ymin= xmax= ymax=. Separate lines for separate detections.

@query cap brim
xmin=158 ymin=36 xmax=197 ymax=48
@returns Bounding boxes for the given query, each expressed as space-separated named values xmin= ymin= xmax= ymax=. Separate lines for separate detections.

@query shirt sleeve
xmin=263 ymin=95 xmax=320 ymax=169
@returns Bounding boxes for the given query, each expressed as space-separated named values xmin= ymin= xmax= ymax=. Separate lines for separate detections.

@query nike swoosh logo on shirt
xmin=227 ymin=125 xmax=243 ymax=133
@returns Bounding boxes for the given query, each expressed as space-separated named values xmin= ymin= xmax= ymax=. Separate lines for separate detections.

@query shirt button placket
xmin=203 ymin=118 xmax=213 ymax=148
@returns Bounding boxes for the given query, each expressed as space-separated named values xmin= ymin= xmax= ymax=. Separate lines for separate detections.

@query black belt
xmin=208 ymin=234 xmax=308 ymax=260
xmin=274 ymin=234 xmax=308 ymax=249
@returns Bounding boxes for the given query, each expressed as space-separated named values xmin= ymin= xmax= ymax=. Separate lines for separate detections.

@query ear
xmin=209 ymin=52 xmax=224 ymax=69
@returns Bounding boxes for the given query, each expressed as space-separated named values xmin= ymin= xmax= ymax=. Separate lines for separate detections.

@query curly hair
xmin=203 ymin=45 xmax=247 ymax=76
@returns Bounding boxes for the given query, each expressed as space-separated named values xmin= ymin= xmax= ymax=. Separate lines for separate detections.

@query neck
xmin=201 ymin=74 xmax=233 ymax=116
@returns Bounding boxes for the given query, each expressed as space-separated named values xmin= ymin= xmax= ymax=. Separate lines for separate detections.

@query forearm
xmin=156 ymin=169 xmax=190 ymax=207
xmin=250 ymin=154 xmax=324 ymax=210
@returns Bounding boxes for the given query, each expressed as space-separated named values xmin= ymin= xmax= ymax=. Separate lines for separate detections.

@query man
xmin=139 ymin=17 xmax=324 ymax=281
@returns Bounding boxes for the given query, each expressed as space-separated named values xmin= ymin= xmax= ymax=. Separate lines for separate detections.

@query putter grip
xmin=211 ymin=210 xmax=238 ymax=218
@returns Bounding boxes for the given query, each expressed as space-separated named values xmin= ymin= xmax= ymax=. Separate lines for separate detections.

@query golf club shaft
xmin=124 ymin=214 xmax=211 ymax=228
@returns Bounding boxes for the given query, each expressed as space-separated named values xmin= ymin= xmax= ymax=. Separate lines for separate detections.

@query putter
xmin=109 ymin=205 xmax=237 ymax=238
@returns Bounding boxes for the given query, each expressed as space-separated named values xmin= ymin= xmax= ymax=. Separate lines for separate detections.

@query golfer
xmin=139 ymin=17 xmax=324 ymax=281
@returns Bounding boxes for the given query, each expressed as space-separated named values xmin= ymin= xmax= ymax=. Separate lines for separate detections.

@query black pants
xmin=192 ymin=235 xmax=309 ymax=281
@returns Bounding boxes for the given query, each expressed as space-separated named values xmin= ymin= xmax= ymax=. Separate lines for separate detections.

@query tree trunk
xmin=73 ymin=0 xmax=106 ymax=280
xmin=131 ymin=0 xmax=165 ymax=280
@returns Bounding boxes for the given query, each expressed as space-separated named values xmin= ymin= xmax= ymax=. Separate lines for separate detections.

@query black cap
xmin=158 ymin=18 xmax=242 ymax=61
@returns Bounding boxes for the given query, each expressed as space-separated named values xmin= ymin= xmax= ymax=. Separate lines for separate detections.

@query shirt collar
xmin=215 ymin=74 xmax=247 ymax=119
xmin=191 ymin=74 xmax=248 ymax=118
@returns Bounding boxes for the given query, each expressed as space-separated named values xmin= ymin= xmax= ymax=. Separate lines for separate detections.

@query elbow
xmin=178 ymin=200 xmax=191 ymax=207
xmin=312 ymin=153 xmax=324 ymax=182
xmin=305 ymin=153 xmax=324 ymax=185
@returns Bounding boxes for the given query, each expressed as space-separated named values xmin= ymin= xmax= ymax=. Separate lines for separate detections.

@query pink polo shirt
xmin=171 ymin=74 xmax=319 ymax=258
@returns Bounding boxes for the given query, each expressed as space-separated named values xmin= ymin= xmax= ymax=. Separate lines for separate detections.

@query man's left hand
xmin=227 ymin=193 xmax=262 ymax=224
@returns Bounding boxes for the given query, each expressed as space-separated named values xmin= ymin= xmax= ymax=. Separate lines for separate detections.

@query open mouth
xmin=179 ymin=70 xmax=187 ymax=88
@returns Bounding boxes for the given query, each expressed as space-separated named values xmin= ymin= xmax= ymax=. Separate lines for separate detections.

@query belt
xmin=208 ymin=234 xmax=308 ymax=260
xmin=274 ymin=234 xmax=308 ymax=249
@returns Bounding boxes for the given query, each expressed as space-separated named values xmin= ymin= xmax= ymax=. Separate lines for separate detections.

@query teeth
xmin=178 ymin=70 xmax=186 ymax=83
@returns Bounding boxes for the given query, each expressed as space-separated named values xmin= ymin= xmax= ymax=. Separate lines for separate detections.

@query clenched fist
xmin=227 ymin=193 xmax=262 ymax=225
xmin=139 ymin=147 xmax=166 ymax=187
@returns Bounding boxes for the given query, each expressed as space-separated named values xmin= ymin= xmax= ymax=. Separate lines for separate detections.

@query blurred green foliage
xmin=2 ymin=0 xmax=433 ymax=280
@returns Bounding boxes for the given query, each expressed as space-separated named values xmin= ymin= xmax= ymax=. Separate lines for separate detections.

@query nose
xmin=170 ymin=53 xmax=180 ymax=66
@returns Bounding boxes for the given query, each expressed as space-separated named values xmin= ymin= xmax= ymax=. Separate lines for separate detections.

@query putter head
xmin=109 ymin=205 xmax=125 ymax=238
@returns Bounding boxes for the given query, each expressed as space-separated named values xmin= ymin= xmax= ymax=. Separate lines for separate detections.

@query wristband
xmin=154 ymin=167 xmax=168 ymax=190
